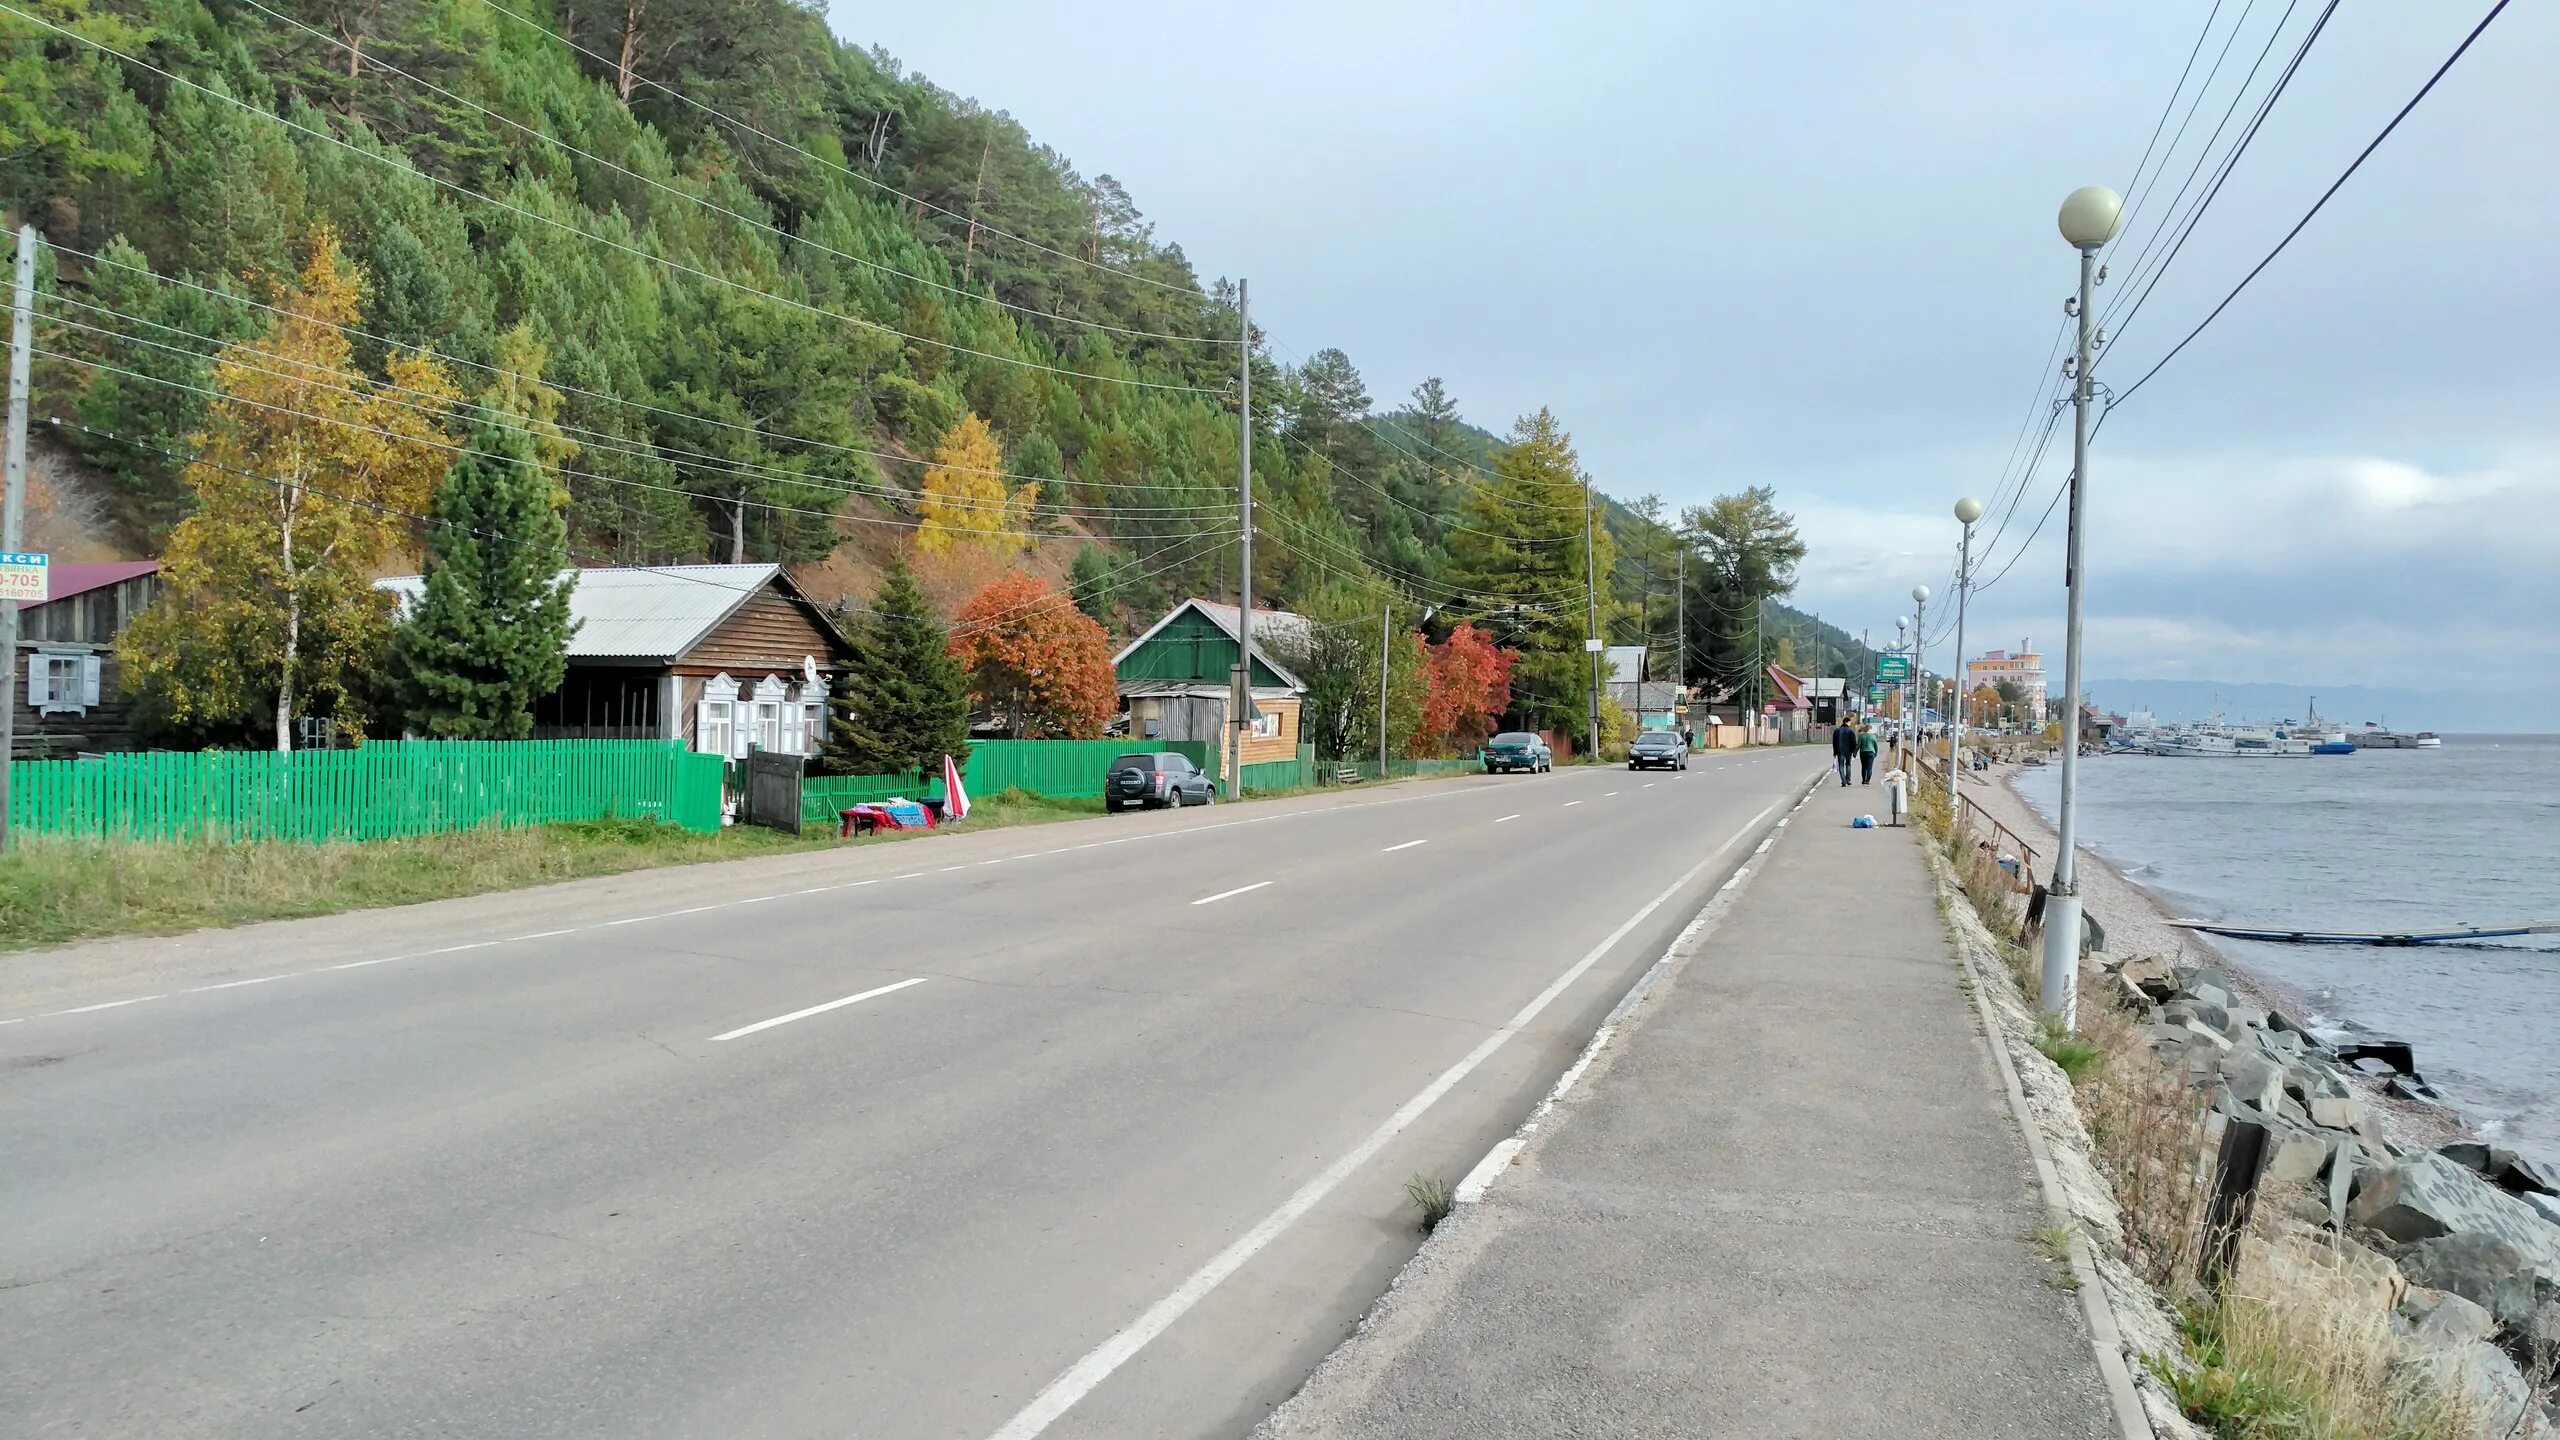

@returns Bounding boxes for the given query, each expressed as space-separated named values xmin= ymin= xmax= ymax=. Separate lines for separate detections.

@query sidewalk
xmin=1261 ymin=778 xmax=2118 ymax=1438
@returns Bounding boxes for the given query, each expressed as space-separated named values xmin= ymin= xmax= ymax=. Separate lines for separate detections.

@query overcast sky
xmin=835 ymin=3 xmax=2557 ymax=707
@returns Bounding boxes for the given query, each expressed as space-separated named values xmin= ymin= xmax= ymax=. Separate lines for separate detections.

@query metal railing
xmin=1915 ymin=752 xmax=2042 ymax=891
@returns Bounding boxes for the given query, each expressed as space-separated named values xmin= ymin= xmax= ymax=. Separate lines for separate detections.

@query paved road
xmin=3 ymin=751 xmax=1817 ymax=1439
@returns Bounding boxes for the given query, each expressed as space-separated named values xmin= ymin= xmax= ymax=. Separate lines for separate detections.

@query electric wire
xmin=0 ymin=0 xmax=1218 ymax=394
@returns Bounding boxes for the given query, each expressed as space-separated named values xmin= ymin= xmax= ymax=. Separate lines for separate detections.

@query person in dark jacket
xmin=1831 ymin=720 xmax=1858 ymax=785
xmin=1858 ymin=721 xmax=1881 ymax=784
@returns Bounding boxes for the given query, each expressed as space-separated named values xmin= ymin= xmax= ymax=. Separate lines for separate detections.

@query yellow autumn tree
xmin=122 ymin=227 xmax=458 ymax=749
xmin=914 ymin=412 xmax=1035 ymax=554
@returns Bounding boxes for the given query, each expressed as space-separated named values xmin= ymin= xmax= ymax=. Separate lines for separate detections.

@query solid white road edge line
xmin=983 ymin=785 xmax=1800 ymax=1440
xmin=709 ymin=977 xmax=928 ymax=1042
xmin=1189 ymin=880 xmax=1274 ymax=906
xmin=1380 ymin=839 xmax=1428 ymax=853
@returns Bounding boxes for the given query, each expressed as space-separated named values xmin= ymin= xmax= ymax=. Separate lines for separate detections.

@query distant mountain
xmin=2085 ymin=679 xmax=2560 ymax=734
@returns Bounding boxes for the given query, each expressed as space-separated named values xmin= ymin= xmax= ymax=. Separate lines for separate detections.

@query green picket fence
xmin=6 ymin=740 xmax=726 ymax=844
xmin=800 ymin=769 xmax=944 ymax=829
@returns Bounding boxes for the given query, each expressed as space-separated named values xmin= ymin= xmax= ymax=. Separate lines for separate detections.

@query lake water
xmin=2012 ymin=734 xmax=2560 ymax=1173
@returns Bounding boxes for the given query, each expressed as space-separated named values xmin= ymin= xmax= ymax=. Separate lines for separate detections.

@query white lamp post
xmin=1949 ymin=497 xmax=1983 ymax=805
xmin=1909 ymin=585 xmax=1930 ymax=767
xmin=2042 ymin=184 xmax=2124 ymax=1028
xmin=1893 ymin=615 xmax=1909 ymax=755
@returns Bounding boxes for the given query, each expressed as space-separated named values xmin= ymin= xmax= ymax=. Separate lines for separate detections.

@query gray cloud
xmin=840 ymin=2 xmax=2559 ymax=698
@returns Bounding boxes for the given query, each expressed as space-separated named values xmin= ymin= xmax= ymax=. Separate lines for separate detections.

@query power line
xmin=38 ymin=347 xmax=1232 ymax=546
xmin=0 ymin=1 xmax=1218 ymax=395
xmin=2101 ymin=0 xmax=2334 ymax=344
xmin=2109 ymin=0 xmax=2236 ymax=257
xmin=42 ymin=241 xmax=1216 ymax=495
xmin=42 ymin=300 xmax=1239 ymax=522
xmin=2105 ymin=0 xmax=2266 ymax=278
xmin=473 ymin=0 xmax=1204 ymax=299
xmin=2109 ymin=0 xmax=2511 ymax=411
xmin=235 ymin=0 xmax=1234 ymax=349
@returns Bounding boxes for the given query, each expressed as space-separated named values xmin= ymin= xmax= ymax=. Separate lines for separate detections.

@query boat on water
xmin=2353 ymin=725 xmax=2441 ymax=750
xmin=2232 ymin=728 xmax=2313 ymax=757
xmin=2146 ymin=730 xmax=2237 ymax=757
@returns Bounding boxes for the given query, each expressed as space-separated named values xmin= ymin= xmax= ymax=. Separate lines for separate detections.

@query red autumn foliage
xmin=1413 ymin=623 xmax=1516 ymax=754
xmin=947 ymin=570 xmax=1119 ymax=739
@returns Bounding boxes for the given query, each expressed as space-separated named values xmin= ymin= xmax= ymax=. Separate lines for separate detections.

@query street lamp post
xmin=1909 ymin=585 xmax=1930 ymax=771
xmin=1949 ymin=497 xmax=1983 ymax=806
xmin=1893 ymin=615 xmax=1909 ymax=760
xmin=2042 ymin=184 xmax=2125 ymax=1028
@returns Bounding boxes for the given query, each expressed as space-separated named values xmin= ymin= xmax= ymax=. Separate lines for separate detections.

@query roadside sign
xmin=0 ymin=551 xmax=47 ymax=603
xmin=1868 ymin=683 xmax=1888 ymax=702
xmin=1876 ymin=654 xmax=1910 ymax=681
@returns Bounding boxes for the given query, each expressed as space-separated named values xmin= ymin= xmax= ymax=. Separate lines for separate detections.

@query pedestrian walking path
xmin=1260 ymin=778 xmax=2117 ymax=1439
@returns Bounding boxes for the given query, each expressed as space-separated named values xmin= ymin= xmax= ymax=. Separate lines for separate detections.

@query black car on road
xmin=1626 ymin=730 xmax=1689 ymax=770
xmin=1107 ymin=752 xmax=1216 ymax=810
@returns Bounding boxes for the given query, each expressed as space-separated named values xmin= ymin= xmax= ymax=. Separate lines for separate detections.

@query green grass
xmin=1406 ymin=1172 xmax=1456 ymax=1233
xmin=2035 ymin=1012 xmax=2105 ymax=1084
xmin=0 ymin=787 xmax=1106 ymax=953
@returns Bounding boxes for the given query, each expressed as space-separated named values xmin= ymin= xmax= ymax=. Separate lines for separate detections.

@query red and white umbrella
xmin=942 ymin=753 xmax=970 ymax=821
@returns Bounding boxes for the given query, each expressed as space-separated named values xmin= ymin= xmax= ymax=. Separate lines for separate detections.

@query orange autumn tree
xmin=947 ymin=570 xmax=1118 ymax=738
xmin=122 ymin=228 xmax=457 ymax=748
xmin=1413 ymin=622 xmax=1516 ymax=755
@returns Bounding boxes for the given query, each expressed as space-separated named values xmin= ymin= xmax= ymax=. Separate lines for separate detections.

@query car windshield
xmin=1109 ymin=754 xmax=1156 ymax=772
xmin=1635 ymin=734 xmax=1677 ymax=748
xmin=1491 ymin=733 xmax=1536 ymax=746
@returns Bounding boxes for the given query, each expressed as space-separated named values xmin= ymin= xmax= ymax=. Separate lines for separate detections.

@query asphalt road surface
xmin=3 ymin=751 xmax=1818 ymax=1439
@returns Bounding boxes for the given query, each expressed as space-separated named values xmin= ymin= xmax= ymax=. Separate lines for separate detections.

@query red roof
xmin=38 ymin=560 xmax=159 ymax=604
xmin=1764 ymin=662 xmax=1811 ymax=709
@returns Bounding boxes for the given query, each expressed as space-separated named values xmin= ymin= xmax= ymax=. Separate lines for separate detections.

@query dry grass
xmin=1921 ymin=773 xmax=2512 ymax=1438
xmin=0 ymin=789 xmax=1109 ymax=952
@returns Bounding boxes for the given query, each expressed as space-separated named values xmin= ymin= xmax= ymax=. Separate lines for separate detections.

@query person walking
xmin=1830 ymin=718 xmax=1858 ymax=786
xmin=1858 ymin=720 xmax=1880 ymax=785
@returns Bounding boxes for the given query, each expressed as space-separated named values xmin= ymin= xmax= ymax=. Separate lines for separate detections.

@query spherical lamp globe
xmin=1911 ymin=585 xmax=1931 ymax=605
xmin=2058 ymin=186 xmax=2123 ymax=250
xmin=1955 ymin=496 xmax=1985 ymax=525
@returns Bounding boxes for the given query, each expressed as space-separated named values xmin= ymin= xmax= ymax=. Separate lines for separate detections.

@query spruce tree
xmin=827 ymin=554 xmax=970 ymax=775
xmin=392 ymin=414 xmax=575 ymax=739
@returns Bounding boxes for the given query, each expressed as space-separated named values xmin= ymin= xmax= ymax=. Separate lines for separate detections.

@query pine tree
xmin=826 ymin=553 xmax=970 ymax=775
xmin=1440 ymin=409 xmax=1614 ymax=734
xmin=391 ymin=411 xmax=575 ymax=738
xmin=1068 ymin=543 xmax=1116 ymax=625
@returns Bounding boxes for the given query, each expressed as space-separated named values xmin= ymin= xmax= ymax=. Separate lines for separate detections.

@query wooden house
xmin=1112 ymin=599 xmax=1307 ymax=770
xmin=9 ymin=560 xmax=161 ymax=759
xmin=378 ymin=564 xmax=854 ymax=757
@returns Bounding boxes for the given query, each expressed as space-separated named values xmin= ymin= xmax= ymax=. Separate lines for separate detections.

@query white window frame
xmin=801 ymin=700 xmax=826 ymax=756
xmin=1249 ymin=709 xmax=1281 ymax=740
xmin=27 ymin=649 xmax=100 ymax=716
xmin=697 ymin=673 xmax=739 ymax=757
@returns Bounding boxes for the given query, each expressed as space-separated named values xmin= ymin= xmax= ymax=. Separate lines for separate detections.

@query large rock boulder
xmin=2397 ymin=1232 xmax=2539 ymax=1329
xmin=2398 ymin=1285 xmax=2499 ymax=1346
xmin=2440 ymin=1141 xmax=2560 ymax=1199
xmin=2391 ymin=1338 xmax=2533 ymax=1438
xmin=2115 ymin=953 xmax=2181 ymax=1004
xmin=2350 ymin=1154 xmax=2560 ymax=1292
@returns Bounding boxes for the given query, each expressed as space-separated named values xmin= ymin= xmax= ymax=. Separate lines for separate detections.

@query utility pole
xmin=1582 ymin=466 xmax=1600 ymax=760
xmin=2045 ymin=184 xmax=2123 ymax=1029
xmin=1674 ymin=544 xmax=1686 ymax=710
xmin=1 ymin=225 xmax=36 ymax=851
xmin=1910 ymin=586 xmax=1929 ymax=770
xmin=1377 ymin=599 xmax=1390 ymax=778
xmin=1225 ymin=278 xmax=1251 ymax=801
xmin=1751 ymin=596 xmax=1763 ymax=741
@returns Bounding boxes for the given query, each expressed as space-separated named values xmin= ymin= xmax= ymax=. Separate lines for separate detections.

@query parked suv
xmin=1107 ymin=752 xmax=1215 ymax=810
xmin=1482 ymin=732 xmax=1553 ymax=774
xmin=1626 ymin=730 xmax=1689 ymax=771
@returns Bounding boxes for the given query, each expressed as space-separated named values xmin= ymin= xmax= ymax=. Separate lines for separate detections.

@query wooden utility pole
xmin=961 ymin=137 xmax=992 ymax=284
xmin=3 ymin=226 xmax=37 ymax=844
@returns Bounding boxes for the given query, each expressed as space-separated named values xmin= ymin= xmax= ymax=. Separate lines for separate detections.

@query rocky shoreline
xmin=1966 ymin=762 xmax=2470 ymax=1157
xmin=1957 ymin=761 xmax=2558 ymax=1432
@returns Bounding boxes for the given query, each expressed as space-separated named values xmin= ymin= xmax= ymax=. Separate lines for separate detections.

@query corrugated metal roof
xmin=375 ymin=564 xmax=778 ymax=661
xmin=35 ymin=560 xmax=159 ymax=604
xmin=1182 ymin=599 xmax=1310 ymax=690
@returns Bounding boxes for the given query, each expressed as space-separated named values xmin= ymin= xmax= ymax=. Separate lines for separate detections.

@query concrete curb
xmin=1924 ymin=832 xmax=2159 ymax=1440
xmin=1451 ymin=768 xmax=1824 ymax=1206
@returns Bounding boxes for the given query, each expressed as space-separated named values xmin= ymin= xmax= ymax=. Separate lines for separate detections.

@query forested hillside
xmin=1 ymin=0 xmax=1860 ymax=735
